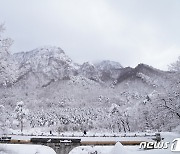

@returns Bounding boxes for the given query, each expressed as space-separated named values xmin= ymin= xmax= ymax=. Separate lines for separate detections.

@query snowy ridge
xmin=12 ymin=47 xmax=125 ymax=86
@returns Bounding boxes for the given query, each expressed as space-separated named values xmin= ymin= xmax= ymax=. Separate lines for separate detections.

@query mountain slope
xmin=13 ymin=46 xmax=79 ymax=87
xmin=10 ymin=46 xmax=172 ymax=91
xmin=0 ymin=46 xmax=179 ymax=133
xmin=95 ymin=60 xmax=123 ymax=81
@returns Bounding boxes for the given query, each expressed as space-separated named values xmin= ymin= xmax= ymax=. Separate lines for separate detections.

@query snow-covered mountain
xmin=11 ymin=47 xmax=125 ymax=86
xmin=8 ymin=46 xmax=174 ymax=96
xmin=12 ymin=46 xmax=80 ymax=87
xmin=78 ymin=62 xmax=100 ymax=82
xmin=1 ymin=46 xmax=179 ymax=133
xmin=117 ymin=64 xmax=167 ymax=85
xmin=95 ymin=60 xmax=123 ymax=81
xmin=11 ymin=46 xmax=170 ymax=89
xmin=15 ymin=46 xmax=79 ymax=75
xmin=95 ymin=60 xmax=123 ymax=71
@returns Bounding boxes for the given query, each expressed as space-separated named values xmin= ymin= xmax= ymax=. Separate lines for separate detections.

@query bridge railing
xmin=4 ymin=133 xmax=156 ymax=138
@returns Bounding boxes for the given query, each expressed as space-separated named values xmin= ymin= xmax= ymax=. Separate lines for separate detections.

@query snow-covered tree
xmin=0 ymin=105 xmax=6 ymax=134
xmin=14 ymin=101 xmax=29 ymax=132
xmin=168 ymin=56 xmax=180 ymax=72
xmin=0 ymin=24 xmax=15 ymax=86
xmin=108 ymin=103 xmax=130 ymax=133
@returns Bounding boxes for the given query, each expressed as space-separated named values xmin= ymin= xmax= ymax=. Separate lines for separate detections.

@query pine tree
xmin=14 ymin=101 xmax=29 ymax=133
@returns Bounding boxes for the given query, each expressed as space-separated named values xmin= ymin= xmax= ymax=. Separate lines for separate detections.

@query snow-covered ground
xmin=0 ymin=144 xmax=56 ymax=154
xmin=69 ymin=144 xmax=173 ymax=154
xmin=69 ymin=132 xmax=179 ymax=154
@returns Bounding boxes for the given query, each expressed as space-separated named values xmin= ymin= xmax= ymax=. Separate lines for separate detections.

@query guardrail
xmin=4 ymin=133 xmax=156 ymax=138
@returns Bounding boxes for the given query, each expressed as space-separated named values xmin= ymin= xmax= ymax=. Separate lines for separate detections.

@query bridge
xmin=31 ymin=137 xmax=81 ymax=154
xmin=0 ymin=133 xmax=161 ymax=154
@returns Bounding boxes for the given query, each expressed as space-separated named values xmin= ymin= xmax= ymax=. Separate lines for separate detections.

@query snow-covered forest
xmin=0 ymin=24 xmax=180 ymax=134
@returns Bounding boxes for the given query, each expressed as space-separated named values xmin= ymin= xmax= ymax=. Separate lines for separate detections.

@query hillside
xmin=0 ymin=46 xmax=179 ymax=134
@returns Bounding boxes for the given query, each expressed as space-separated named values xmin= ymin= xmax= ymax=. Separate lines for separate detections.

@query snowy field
xmin=0 ymin=144 xmax=56 ymax=154
xmin=69 ymin=144 xmax=173 ymax=154
xmin=0 ymin=143 xmax=175 ymax=154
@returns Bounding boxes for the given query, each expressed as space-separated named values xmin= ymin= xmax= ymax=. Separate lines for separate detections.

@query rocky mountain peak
xmin=12 ymin=46 xmax=79 ymax=86
xmin=95 ymin=60 xmax=123 ymax=71
xmin=78 ymin=62 xmax=100 ymax=81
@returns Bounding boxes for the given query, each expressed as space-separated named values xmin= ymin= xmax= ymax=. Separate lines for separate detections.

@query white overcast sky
xmin=0 ymin=0 xmax=180 ymax=70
